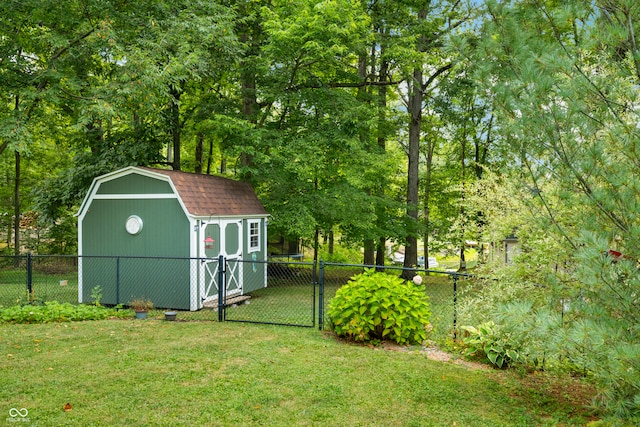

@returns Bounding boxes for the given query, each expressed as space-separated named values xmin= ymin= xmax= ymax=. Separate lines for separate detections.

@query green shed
xmin=76 ymin=166 xmax=269 ymax=311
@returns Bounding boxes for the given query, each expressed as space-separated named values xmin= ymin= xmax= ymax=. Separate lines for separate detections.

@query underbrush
xmin=0 ymin=301 xmax=131 ymax=323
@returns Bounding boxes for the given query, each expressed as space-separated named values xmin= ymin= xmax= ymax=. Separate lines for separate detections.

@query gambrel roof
xmin=77 ymin=166 xmax=267 ymax=219
xmin=141 ymin=167 xmax=267 ymax=217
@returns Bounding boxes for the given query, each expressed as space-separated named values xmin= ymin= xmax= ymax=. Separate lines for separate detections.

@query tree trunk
xmin=423 ymin=137 xmax=435 ymax=271
xmin=363 ymin=239 xmax=375 ymax=265
xmin=403 ymin=65 xmax=422 ymax=276
xmin=356 ymin=50 xmax=376 ymax=266
xmin=239 ymin=19 xmax=258 ymax=177
xmin=169 ymin=85 xmax=181 ymax=171
xmin=313 ymin=226 xmax=320 ymax=264
xmin=13 ymin=150 xmax=20 ymax=265
xmin=403 ymin=8 xmax=429 ymax=277
xmin=195 ymin=132 xmax=204 ymax=174
xmin=375 ymin=56 xmax=390 ymax=266
xmin=376 ymin=237 xmax=386 ymax=271
xmin=207 ymin=138 xmax=215 ymax=175
xmin=12 ymin=93 xmax=21 ymax=266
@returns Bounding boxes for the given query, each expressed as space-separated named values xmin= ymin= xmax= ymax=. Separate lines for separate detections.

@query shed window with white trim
xmin=248 ymin=220 xmax=260 ymax=252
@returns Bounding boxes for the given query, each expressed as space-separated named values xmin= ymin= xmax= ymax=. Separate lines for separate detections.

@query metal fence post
xmin=318 ymin=260 xmax=324 ymax=330
xmin=116 ymin=257 xmax=121 ymax=305
xmin=217 ymin=255 xmax=225 ymax=322
xmin=26 ymin=253 xmax=32 ymax=297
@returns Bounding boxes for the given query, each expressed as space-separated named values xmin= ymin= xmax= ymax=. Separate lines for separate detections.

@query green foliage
xmin=0 ymin=301 xmax=128 ymax=323
xmin=460 ymin=303 xmax=566 ymax=371
xmin=464 ymin=0 xmax=640 ymax=418
xmin=15 ymin=290 xmax=44 ymax=307
xmin=461 ymin=321 xmax=525 ymax=369
xmin=328 ymin=269 xmax=431 ymax=345
xmin=318 ymin=243 xmax=362 ymax=264
xmin=90 ymin=286 xmax=103 ymax=306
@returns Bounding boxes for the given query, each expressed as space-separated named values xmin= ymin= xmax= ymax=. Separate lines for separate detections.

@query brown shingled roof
xmin=141 ymin=167 xmax=267 ymax=217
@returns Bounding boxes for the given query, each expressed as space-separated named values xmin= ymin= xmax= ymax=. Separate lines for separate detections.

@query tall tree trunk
xmin=169 ymin=85 xmax=181 ymax=171
xmin=404 ymin=65 xmax=422 ymax=276
xmin=403 ymin=8 xmax=429 ymax=277
xmin=219 ymin=157 xmax=226 ymax=175
xmin=13 ymin=93 xmax=21 ymax=266
xmin=13 ymin=150 xmax=20 ymax=265
xmin=363 ymin=239 xmax=375 ymax=265
xmin=375 ymin=55 xmax=390 ymax=266
xmin=207 ymin=138 xmax=215 ymax=175
xmin=238 ymin=11 xmax=259 ymax=178
xmin=376 ymin=236 xmax=386 ymax=268
xmin=423 ymin=139 xmax=435 ymax=270
xmin=195 ymin=132 xmax=204 ymax=174
xmin=358 ymin=51 xmax=376 ymax=266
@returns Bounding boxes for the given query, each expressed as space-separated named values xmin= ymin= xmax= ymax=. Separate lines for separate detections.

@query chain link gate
xmin=218 ymin=257 xmax=318 ymax=328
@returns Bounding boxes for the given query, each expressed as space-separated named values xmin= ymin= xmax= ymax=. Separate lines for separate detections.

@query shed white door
xmin=200 ymin=219 xmax=243 ymax=304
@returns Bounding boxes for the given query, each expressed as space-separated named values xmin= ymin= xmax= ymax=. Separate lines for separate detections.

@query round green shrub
xmin=328 ymin=269 xmax=431 ymax=345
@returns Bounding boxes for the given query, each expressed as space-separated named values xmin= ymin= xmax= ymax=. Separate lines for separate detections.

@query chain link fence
xmin=319 ymin=262 xmax=472 ymax=342
xmin=223 ymin=259 xmax=317 ymax=327
xmin=0 ymin=255 xmax=473 ymax=340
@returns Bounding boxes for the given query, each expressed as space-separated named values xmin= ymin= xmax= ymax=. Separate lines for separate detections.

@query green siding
xmin=81 ymin=197 xmax=191 ymax=310
xmin=242 ymin=219 xmax=266 ymax=293
xmin=97 ymin=173 xmax=173 ymax=195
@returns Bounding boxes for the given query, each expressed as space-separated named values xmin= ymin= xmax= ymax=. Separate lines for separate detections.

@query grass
xmin=0 ymin=320 xmax=596 ymax=426
xmin=0 ymin=271 xmax=79 ymax=307
xmin=225 ymin=282 xmax=317 ymax=327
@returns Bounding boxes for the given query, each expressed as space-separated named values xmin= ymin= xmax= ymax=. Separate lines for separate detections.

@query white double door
xmin=200 ymin=219 xmax=243 ymax=304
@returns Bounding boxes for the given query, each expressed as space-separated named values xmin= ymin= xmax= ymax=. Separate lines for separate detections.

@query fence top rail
xmin=320 ymin=261 xmax=474 ymax=278
xmin=0 ymin=254 xmax=472 ymax=278
xmin=0 ymin=254 xmax=316 ymax=265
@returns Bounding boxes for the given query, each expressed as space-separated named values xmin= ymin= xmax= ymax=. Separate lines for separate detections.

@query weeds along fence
xmin=0 ymin=255 xmax=472 ymax=341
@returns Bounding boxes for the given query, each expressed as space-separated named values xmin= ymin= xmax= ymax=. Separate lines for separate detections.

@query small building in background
xmin=487 ymin=233 xmax=520 ymax=265
xmin=502 ymin=234 xmax=520 ymax=264
xmin=76 ymin=166 xmax=269 ymax=311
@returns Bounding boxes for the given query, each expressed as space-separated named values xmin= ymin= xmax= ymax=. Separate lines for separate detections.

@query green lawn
xmin=0 ymin=271 xmax=79 ymax=307
xmin=0 ymin=320 xmax=595 ymax=426
xmin=225 ymin=281 xmax=317 ymax=327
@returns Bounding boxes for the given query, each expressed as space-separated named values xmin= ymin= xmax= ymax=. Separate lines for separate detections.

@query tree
xmin=0 ymin=0 xmax=111 ymax=254
xmin=397 ymin=1 xmax=468 ymax=275
xmin=28 ymin=1 xmax=240 ymax=226
xmin=467 ymin=0 xmax=640 ymax=417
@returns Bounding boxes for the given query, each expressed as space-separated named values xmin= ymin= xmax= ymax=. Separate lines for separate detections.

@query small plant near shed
xmin=130 ymin=298 xmax=153 ymax=319
xmin=129 ymin=298 xmax=153 ymax=312
xmin=91 ymin=286 xmax=103 ymax=306
xmin=327 ymin=269 xmax=431 ymax=345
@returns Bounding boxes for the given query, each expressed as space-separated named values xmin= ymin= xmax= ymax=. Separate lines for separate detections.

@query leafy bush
xmin=460 ymin=301 xmax=566 ymax=370
xmin=461 ymin=321 xmax=523 ymax=368
xmin=0 ymin=301 xmax=129 ymax=323
xmin=328 ymin=269 xmax=431 ymax=345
